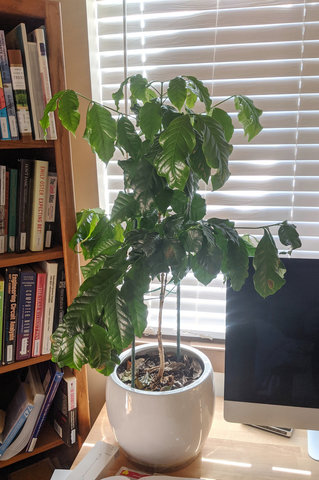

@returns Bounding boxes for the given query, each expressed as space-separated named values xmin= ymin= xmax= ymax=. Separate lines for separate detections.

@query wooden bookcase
xmin=0 ymin=0 xmax=90 ymax=469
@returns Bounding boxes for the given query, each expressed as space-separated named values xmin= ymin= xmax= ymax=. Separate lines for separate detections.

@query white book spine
xmin=30 ymin=160 xmax=48 ymax=251
xmin=41 ymin=261 xmax=58 ymax=354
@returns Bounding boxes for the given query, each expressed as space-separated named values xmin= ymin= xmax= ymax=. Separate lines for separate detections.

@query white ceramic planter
xmin=106 ymin=343 xmax=215 ymax=470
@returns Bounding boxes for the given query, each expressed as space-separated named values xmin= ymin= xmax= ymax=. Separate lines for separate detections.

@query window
xmin=93 ymin=0 xmax=319 ymax=339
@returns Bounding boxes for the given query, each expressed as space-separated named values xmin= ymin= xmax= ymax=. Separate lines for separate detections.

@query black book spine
xmin=16 ymin=159 xmax=32 ymax=252
xmin=53 ymin=261 xmax=67 ymax=333
xmin=2 ymin=266 xmax=20 ymax=364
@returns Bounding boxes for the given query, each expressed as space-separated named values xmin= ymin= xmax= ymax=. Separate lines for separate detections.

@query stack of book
xmin=0 ymin=23 xmax=56 ymax=141
xmin=0 ymin=158 xmax=58 ymax=254
xmin=0 ymin=363 xmax=77 ymax=461
xmin=0 ymin=259 xmax=67 ymax=365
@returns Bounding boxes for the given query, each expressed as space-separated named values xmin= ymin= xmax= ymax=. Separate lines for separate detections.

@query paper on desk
xmin=50 ymin=470 xmax=71 ymax=480
xmin=67 ymin=441 xmax=119 ymax=480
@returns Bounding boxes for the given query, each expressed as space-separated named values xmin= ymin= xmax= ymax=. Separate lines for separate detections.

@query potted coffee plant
xmin=41 ymin=75 xmax=301 ymax=468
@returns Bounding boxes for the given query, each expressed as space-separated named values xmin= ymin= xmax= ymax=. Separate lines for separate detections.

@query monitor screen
xmin=224 ymin=257 xmax=319 ymax=429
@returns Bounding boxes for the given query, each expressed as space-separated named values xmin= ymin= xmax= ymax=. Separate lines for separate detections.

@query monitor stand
xmin=308 ymin=431 xmax=319 ymax=461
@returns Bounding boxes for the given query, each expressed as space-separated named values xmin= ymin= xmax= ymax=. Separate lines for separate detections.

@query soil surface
xmin=117 ymin=351 xmax=204 ymax=391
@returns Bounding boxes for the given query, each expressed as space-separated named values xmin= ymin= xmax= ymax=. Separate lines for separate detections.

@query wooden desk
xmin=72 ymin=396 xmax=319 ymax=479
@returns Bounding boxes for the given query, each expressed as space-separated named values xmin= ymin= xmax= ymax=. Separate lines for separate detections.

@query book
xmin=31 ymin=264 xmax=47 ymax=358
xmin=16 ymin=158 xmax=32 ymax=253
xmin=40 ymin=260 xmax=58 ymax=355
xmin=0 ymin=165 xmax=6 ymax=253
xmin=44 ymin=171 xmax=58 ymax=249
xmin=8 ymin=168 xmax=17 ymax=252
xmin=0 ymin=366 xmax=45 ymax=461
xmin=7 ymin=49 xmax=32 ymax=138
xmin=0 ymin=31 xmax=19 ymax=140
xmin=0 ymin=273 xmax=4 ymax=364
xmin=15 ymin=266 xmax=37 ymax=361
xmin=53 ymin=261 xmax=67 ymax=333
xmin=26 ymin=364 xmax=63 ymax=452
xmin=53 ymin=367 xmax=77 ymax=446
xmin=6 ymin=23 xmax=41 ymax=140
xmin=3 ymin=170 xmax=9 ymax=253
xmin=29 ymin=159 xmax=48 ymax=251
xmin=0 ymin=382 xmax=34 ymax=457
xmin=2 ymin=266 xmax=21 ymax=364
xmin=27 ymin=41 xmax=45 ymax=140
xmin=29 ymin=28 xmax=56 ymax=140
xmin=0 ymin=70 xmax=10 ymax=140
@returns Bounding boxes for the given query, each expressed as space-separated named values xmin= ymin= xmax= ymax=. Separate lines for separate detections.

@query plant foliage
xmin=41 ymin=75 xmax=301 ymax=375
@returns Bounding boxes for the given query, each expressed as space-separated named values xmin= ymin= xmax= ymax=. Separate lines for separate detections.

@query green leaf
xmin=211 ymin=108 xmax=234 ymax=142
xmin=225 ymin=236 xmax=249 ymax=291
xmin=111 ymin=192 xmax=139 ymax=223
xmin=190 ymin=245 xmax=222 ymax=286
xmin=190 ymin=193 xmax=206 ymax=221
xmin=167 ymin=77 xmax=187 ymax=111
xmin=130 ymin=74 xmax=149 ymax=102
xmin=69 ymin=209 xmax=105 ymax=258
xmin=139 ymin=102 xmax=162 ymax=141
xmin=234 ymin=95 xmax=263 ymax=141
xmin=117 ymin=116 xmax=142 ymax=158
xmin=207 ymin=218 xmax=239 ymax=244
xmin=171 ymin=190 xmax=188 ymax=214
xmin=51 ymin=324 xmax=87 ymax=370
xmin=184 ymin=76 xmax=212 ymax=112
xmin=186 ymin=89 xmax=197 ymax=109
xmin=81 ymin=254 xmax=108 ymax=280
xmin=181 ymin=227 xmax=203 ymax=253
xmin=241 ymin=234 xmax=257 ymax=257
xmin=201 ymin=116 xmax=233 ymax=190
xmin=253 ymin=229 xmax=286 ymax=298
xmin=156 ymin=115 xmax=195 ymax=190
xmin=163 ymin=239 xmax=186 ymax=268
xmin=84 ymin=103 xmax=116 ymax=164
xmin=83 ymin=324 xmax=113 ymax=370
xmin=189 ymin=142 xmax=211 ymax=184
xmin=40 ymin=90 xmax=65 ymax=137
xmin=112 ymin=77 xmax=130 ymax=110
xmin=278 ymin=221 xmax=302 ymax=252
xmin=101 ymin=290 xmax=134 ymax=351
xmin=58 ymin=89 xmax=80 ymax=135
xmin=155 ymin=188 xmax=174 ymax=214
xmin=161 ymin=105 xmax=182 ymax=129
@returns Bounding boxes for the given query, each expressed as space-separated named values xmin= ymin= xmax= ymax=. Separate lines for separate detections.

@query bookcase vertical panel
xmin=0 ymin=0 xmax=91 ymax=469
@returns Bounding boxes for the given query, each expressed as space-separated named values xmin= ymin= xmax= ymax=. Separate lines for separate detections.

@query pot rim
xmin=109 ymin=342 xmax=213 ymax=396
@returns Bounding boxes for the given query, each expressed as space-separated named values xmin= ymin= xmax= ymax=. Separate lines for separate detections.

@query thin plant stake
xmin=177 ymin=282 xmax=181 ymax=361
xmin=131 ymin=335 xmax=135 ymax=389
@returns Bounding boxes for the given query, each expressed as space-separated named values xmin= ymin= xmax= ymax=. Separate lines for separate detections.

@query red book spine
xmin=31 ymin=269 xmax=47 ymax=357
xmin=4 ymin=170 xmax=9 ymax=252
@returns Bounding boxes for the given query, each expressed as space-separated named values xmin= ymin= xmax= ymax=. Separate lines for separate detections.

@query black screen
xmin=224 ymin=258 xmax=319 ymax=408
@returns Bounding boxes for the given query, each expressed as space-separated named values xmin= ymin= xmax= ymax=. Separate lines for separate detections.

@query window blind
xmin=94 ymin=0 xmax=319 ymax=339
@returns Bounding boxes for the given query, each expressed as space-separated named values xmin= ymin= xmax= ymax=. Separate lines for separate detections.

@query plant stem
xmin=212 ymin=95 xmax=235 ymax=108
xmin=157 ymin=272 xmax=167 ymax=381
xmin=76 ymin=92 xmax=136 ymax=119
xmin=131 ymin=335 xmax=135 ymax=389
xmin=176 ymin=283 xmax=181 ymax=361
xmin=236 ymin=222 xmax=283 ymax=230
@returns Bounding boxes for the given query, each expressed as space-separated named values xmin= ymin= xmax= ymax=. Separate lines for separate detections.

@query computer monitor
xmin=224 ymin=257 xmax=319 ymax=431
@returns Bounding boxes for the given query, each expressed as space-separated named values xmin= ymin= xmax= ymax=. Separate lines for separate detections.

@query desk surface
xmin=72 ymin=396 xmax=319 ymax=479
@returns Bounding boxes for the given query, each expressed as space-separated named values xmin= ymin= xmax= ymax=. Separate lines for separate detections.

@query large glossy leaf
xmin=51 ymin=324 xmax=87 ymax=370
xmin=40 ymin=90 xmax=65 ymax=136
xmin=201 ymin=116 xmax=233 ymax=190
xmin=207 ymin=218 xmax=239 ymax=244
xmin=80 ymin=216 xmax=123 ymax=258
xmin=278 ymin=221 xmax=302 ymax=252
xmin=190 ymin=193 xmax=206 ymax=221
xmin=81 ymin=254 xmax=109 ymax=280
xmin=112 ymin=77 xmax=130 ymax=110
xmin=184 ymin=76 xmax=212 ymax=112
xmin=117 ymin=116 xmax=142 ymax=158
xmin=253 ymin=229 xmax=286 ymax=298
xmin=167 ymin=77 xmax=187 ymax=111
xmin=234 ymin=95 xmax=263 ymax=141
xmin=191 ymin=243 xmax=222 ymax=285
xmin=156 ymin=115 xmax=195 ymax=190
xmin=130 ymin=74 xmax=148 ymax=102
xmin=225 ymin=236 xmax=249 ymax=291
xmin=181 ymin=227 xmax=203 ymax=253
xmin=58 ymin=90 xmax=80 ymax=135
xmin=211 ymin=108 xmax=234 ymax=142
xmin=189 ymin=142 xmax=211 ymax=184
xmin=171 ymin=190 xmax=188 ymax=214
xmin=101 ymin=290 xmax=134 ymax=351
xmin=111 ymin=192 xmax=139 ymax=223
xmin=84 ymin=103 xmax=116 ymax=164
xmin=139 ymin=102 xmax=162 ymax=141
xmin=83 ymin=324 xmax=114 ymax=370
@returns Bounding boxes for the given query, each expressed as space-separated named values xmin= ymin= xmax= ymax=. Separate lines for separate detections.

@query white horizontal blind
xmin=95 ymin=0 xmax=319 ymax=339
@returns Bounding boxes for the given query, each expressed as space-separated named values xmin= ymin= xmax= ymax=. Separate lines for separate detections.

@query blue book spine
xmin=0 ymin=31 xmax=18 ymax=140
xmin=15 ymin=268 xmax=36 ymax=361
xmin=0 ymin=69 xmax=10 ymax=140
xmin=26 ymin=367 xmax=63 ymax=452
xmin=0 ymin=403 xmax=33 ymax=456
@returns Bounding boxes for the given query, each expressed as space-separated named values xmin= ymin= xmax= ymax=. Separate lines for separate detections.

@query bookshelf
xmin=0 ymin=0 xmax=91 ymax=470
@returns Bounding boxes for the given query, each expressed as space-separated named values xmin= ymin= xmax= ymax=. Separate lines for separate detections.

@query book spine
xmin=8 ymin=168 xmax=17 ymax=252
xmin=41 ymin=261 xmax=58 ymax=354
xmin=0 ymin=165 xmax=6 ymax=253
xmin=2 ymin=267 xmax=20 ymax=364
xmin=26 ymin=369 xmax=63 ymax=452
xmin=7 ymin=49 xmax=32 ymax=138
xmin=16 ymin=158 xmax=32 ymax=253
xmin=0 ymin=403 xmax=33 ymax=457
xmin=44 ymin=171 xmax=58 ymax=248
xmin=53 ymin=262 xmax=67 ymax=332
xmin=31 ymin=269 xmax=46 ymax=357
xmin=53 ymin=407 xmax=77 ymax=446
xmin=0 ymin=70 xmax=10 ymax=140
xmin=0 ymin=31 xmax=19 ymax=140
xmin=0 ymin=275 xmax=4 ymax=363
xmin=30 ymin=160 xmax=48 ymax=251
xmin=3 ymin=170 xmax=9 ymax=253
xmin=15 ymin=269 xmax=36 ymax=361
xmin=31 ymin=29 xmax=56 ymax=140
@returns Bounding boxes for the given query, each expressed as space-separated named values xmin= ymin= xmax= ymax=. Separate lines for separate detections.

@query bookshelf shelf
xmin=0 ymin=0 xmax=91 ymax=471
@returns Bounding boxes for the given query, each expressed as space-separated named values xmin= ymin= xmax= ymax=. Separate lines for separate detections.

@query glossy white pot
xmin=106 ymin=343 xmax=215 ymax=469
